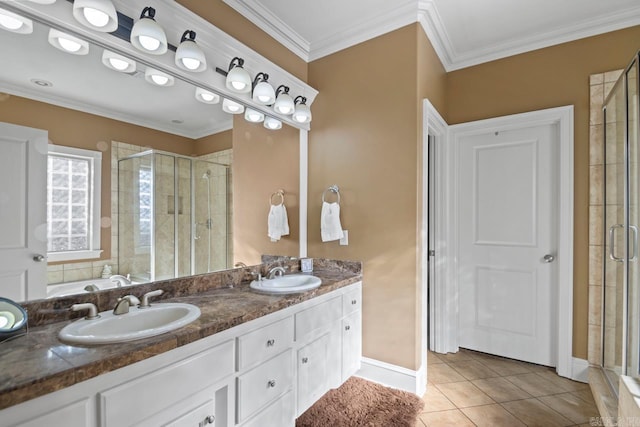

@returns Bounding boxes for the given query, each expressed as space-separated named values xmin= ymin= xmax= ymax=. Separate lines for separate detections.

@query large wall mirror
xmin=0 ymin=0 xmax=312 ymax=303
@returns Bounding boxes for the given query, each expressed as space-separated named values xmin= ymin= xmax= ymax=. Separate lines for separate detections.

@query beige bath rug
xmin=296 ymin=376 xmax=424 ymax=427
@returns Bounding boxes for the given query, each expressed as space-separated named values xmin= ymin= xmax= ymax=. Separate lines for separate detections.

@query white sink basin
xmin=250 ymin=274 xmax=322 ymax=294
xmin=59 ymin=303 xmax=201 ymax=345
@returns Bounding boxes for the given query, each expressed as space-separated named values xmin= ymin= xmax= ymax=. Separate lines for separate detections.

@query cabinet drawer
xmin=295 ymin=295 xmax=341 ymax=342
xmin=100 ymin=340 xmax=234 ymax=427
xmin=163 ymin=398 xmax=215 ymax=427
xmin=343 ymin=286 xmax=361 ymax=316
xmin=241 ymin=390 xmax=294 ymax=427
xmin=11 ymin=399 xmax=89 ymax=427
xmin=237 ymin=349 xmax=293 ymax=423
xmin=237 ymin=316 xmax=293 ymax=370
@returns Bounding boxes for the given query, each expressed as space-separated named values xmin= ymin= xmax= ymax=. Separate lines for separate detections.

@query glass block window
xmin=138 ymin=166 xmax=152 ymax=249
xmin=47 ymin=145 xmax=102 ymax=262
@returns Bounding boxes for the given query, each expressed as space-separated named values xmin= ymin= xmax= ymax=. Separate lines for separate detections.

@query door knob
xmin=543 ymin=254 xmax=555 ymax=263
xmin=33 ymin=254 xmax=46 ymax=262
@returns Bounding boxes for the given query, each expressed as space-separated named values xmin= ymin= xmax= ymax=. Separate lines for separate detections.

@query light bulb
xmin=83 ymin=7 xmax=109 ymax=27
xmin=201 ymin=92 xmax=214 ymax=102
xmin=232 ymin=81 xmax=246 ymax=91
xmin=58 ymin=37 xmax=81 ymax=53
xmin=151 ymin=74 xmax=169 ymax=86
xmin=139 ymin=35 xmax=160 ymax=51
xmin=0 ymin=14 xmax=22 ymax=31
xmin=181 ymin=57 xmax=200 ymax=70
xmin=258 ymin=95 xmax=270 ymax=103
xmin=109 ymin=57 xmax=129 ymax=71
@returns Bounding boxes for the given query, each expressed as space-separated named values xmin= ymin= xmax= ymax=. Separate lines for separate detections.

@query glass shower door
xmin=603 ymin=74 xmax=626 ymax=392
xmin=628 ymin=59 xmax=639 ymax=376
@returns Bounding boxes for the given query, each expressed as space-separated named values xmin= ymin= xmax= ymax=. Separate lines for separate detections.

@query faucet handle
xmin=140 ymin=289 xmax=163 ymax=308
xmin=71 ymin=303 xmax=100 ymax=320
xmin=250 ymin=271 xmax=263 ymax=281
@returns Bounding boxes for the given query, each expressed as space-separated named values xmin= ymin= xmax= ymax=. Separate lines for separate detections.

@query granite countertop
xmin=0 ymin=259 xmax=362 ymax=410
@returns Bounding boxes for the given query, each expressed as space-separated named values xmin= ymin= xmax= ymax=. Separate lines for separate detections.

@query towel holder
xmin=322 ymin=185 xmax=340 ymax=204
xmin=270 ymin=189 xmax=285 ymax=206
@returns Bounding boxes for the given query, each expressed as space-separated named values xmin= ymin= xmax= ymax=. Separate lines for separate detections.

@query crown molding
xmin=419 ymin=1 xmax=640 ymax=71
xmin=223 ymin=0 xmax=419 ymax=62
xmin=308 ymin=0 xmax=418 ymax=62
xmin=222 ymin=0 xmax=310 ymax=61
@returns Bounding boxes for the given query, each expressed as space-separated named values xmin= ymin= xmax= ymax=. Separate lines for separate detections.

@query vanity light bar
xmin=14 ymin=0 xmax=312 ymax=129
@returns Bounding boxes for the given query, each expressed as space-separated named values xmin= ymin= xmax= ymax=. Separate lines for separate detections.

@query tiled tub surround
xmin=588 ymin=70 xmax=625 ymax=421
xmin=0 ymin=258 xmax=361 ymax=410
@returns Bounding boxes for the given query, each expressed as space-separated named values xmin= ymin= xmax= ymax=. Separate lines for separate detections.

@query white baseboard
xmin=356 ymin=357 xmax=426 ymax=396
xmin=571 ymin=357 xmax=589 ymax=383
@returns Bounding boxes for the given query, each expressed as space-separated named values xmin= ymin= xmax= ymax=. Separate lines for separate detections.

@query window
xmin=47 ymin=145 xmax=102 ymax=262
xmin=137 ymin=165 xmax=152 ymax=251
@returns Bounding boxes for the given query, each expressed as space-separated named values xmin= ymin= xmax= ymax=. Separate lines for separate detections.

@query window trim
xmin=47 ymin=144 xmax=103 ymax=262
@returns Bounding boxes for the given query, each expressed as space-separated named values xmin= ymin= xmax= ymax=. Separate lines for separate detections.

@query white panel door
xmin=458 ymin=123 xmax=557 ymax=366
xmin=0 ymin=122 xmax=48 ymax=301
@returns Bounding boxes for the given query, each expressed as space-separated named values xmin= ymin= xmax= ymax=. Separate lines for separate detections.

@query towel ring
xmin=322 ymin=185 xmax=340 ymax=204
xmin=270 ymin=189 xmax=285 ymax=206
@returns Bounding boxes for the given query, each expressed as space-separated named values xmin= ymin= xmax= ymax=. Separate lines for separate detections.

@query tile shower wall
xmin=588 ymin=70 xmax=624 ymax=365
xmin=47 ymin=143 xmax=233 ymax=285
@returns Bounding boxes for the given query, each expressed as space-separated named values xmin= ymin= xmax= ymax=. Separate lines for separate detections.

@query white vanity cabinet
xmin=1 ymin=281 xmax=362 ymax=427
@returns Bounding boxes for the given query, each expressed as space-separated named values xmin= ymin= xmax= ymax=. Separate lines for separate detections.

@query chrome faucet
xmin=109 ymin=274 xmax=131 ymax=287
xmin=71 ymin=302 xmax=100 ymax=320
xmin=267 ymin=266 xmax=286 ymax=280
xmin=113 ymin=295 xmax=140 ymax=315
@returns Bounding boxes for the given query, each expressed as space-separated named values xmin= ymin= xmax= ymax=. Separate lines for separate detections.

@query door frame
xmin=424 ymin=104 xmax=574 ymax=379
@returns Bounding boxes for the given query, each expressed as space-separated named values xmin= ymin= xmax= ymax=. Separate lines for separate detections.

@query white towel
xmin=321 ymin=202 xmax=344 ymax=242
xmin=268 ymin=204 xmax=289 ymax=242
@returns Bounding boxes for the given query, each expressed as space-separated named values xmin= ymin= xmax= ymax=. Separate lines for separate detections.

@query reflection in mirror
xmin=0 ymin=17 xmax=235 ymax=301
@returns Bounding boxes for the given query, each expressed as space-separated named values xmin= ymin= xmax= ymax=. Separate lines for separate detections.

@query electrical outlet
xmin=340 ymin=230 xmax=348 ymax=246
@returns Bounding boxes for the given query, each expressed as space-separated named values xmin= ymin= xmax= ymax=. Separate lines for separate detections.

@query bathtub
xmin=46 ymin=278 xmax=138 ymax=298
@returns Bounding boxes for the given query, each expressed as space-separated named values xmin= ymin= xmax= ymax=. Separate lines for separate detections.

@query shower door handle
xmin=631 ymin=225 xmax=639 ymax=262
xmin=610 ymin=224 xmax=624 ymax=263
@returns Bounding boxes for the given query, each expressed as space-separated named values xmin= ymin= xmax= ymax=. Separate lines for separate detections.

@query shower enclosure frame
xmin=602 ymin=49 xmax=640 ymax=395
xmin=118 ymin=149 xmax=230 ymax=282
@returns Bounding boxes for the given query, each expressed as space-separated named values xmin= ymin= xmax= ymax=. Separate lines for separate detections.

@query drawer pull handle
xmin=266 ymin=339 xmax=275 ymax=347
xmin=268 ymin=380 xmax=276 ymax=388
xmin=345 ymin=325 xmax=351 ymax=331
xmin=203 ymin=415 xmax=215 ymax=425
xmin=302 ymin=357 xmax=309 ymax=364
xmin=351 ymin=299 xmax=357 ymax=305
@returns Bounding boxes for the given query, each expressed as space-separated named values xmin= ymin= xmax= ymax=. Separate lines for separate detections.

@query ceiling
xmin=222 ymin=0 xmax=640 ymax=70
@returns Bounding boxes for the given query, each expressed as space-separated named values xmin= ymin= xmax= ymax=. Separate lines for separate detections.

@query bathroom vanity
xmin=0 ymin=260 xmax=362 ymax=427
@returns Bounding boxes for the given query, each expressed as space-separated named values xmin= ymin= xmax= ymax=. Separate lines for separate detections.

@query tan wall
xmin=194 ymin=129 xmax=233 ymax=156
xmin=176 ymin=0 xmax=308 ymax=82
xmin=232 ymin=116 xmax=300 ymax=265
xmin=308 ymin=25 xmax=422 ymax=370
xmin=446 ymin=25 xmax=640 ymax=359
xmin=0 ymin=94 xmax=195 ymax=263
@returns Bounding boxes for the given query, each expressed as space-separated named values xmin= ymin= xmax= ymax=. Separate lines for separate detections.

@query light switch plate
xmin=340 ymin=230 xmax=348 ymax=246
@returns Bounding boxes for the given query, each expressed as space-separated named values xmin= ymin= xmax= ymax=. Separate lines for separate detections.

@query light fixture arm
xmin=294 ymin=95 xmax=307 ymax=105
xmin=140 ymin=6 xmax=156 ymax=20
xmin=276 ymin=85 xmax=290 ymax=97
xmin=228 ymin=56 xmax=244 ymax=71
xmin=180 ymin=30 xmax=196 ymax=43
xmin=252 ymin=72 xmax=269 ymax=90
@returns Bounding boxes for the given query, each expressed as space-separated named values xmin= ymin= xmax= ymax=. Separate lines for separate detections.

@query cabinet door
xmin=342 ymin=311 xmax=362 ymax=382
xmin=297 ymin=333 xmax=330 ymax=415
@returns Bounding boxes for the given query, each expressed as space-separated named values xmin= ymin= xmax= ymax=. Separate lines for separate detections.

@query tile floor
xmin=420 ymin=349 xmax=600 ymax=427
